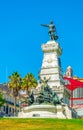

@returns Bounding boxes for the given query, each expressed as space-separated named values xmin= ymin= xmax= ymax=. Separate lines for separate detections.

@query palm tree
xmin=22 ymin=73 xmax=38 ymax=95
xmin=8 ymin=72 xmax=22 ymax=116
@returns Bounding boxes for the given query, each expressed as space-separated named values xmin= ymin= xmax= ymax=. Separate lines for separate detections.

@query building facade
xmin=0 ymin=84 xmax=26 ymax=116
xmin=65 ymin=66 xmax=83 ymax=117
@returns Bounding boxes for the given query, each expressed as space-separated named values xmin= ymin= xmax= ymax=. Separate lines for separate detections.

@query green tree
xmin=8 ymin=72 xmax=22 ymax=116
xmin=22 ymin=73 xmax=38 ymax=94
xmin=0 ymin=93 xmax=5 ymax=110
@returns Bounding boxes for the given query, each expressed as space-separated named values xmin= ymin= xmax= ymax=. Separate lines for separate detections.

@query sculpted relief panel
xmin=42 ymin=53 xmax=59 ymax=68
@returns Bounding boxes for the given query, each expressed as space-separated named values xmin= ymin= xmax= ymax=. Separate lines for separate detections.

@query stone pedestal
xmin=38 ymin=40 xmax=64 ymax=99
xmin=18 ymin=104 xmax=72 ymax=119
xmin=56 ymin=105 xmax=66 ymax=118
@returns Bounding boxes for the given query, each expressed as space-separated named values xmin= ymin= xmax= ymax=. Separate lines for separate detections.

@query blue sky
xmin=0 ymin=0 xmax=83 ymax=83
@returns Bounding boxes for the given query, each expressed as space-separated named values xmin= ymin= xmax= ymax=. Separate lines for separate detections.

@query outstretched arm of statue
xmin=41 ymin=24 xmax=49 ymax=27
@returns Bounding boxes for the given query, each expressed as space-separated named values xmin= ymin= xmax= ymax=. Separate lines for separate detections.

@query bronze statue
xmin=39 ymin=77 xmax=50 ymax=89
xmin=24 ymin=77 xmax=62 ymax=106
xmin=41 ymin=21 xmax=58 ymax=40
xmin=36 ymin=77 xmax=61 ymax=105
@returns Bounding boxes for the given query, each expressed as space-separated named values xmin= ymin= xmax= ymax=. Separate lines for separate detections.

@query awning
xmin=63 ymin=76 xmax=83 ymax=91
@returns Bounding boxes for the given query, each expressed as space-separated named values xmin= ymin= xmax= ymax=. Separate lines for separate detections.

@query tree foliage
xmin=8 ymin=71 xmax=22 ymax=116
xmin=7 ymin=71 xmax=38 ymax=116
xmin=21 ymin=73 xmax=38 ymax=94
xmin=8 ymin=71 xmax=22 ymax=97
xmin=0 ymin=93 xmax=5 ymax=107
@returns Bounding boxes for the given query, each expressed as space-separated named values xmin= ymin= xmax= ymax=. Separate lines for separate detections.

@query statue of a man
xmin=39 ymin=77 xmax=50 ymax=89
xmin=41 ymin=21 xmax=58 ymax=40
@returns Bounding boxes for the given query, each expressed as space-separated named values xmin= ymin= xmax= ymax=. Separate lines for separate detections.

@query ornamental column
xmin=38 ymin=21 xmax=65 ymax=99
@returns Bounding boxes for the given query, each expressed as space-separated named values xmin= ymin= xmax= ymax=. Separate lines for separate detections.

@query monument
xmin=18 ymin=78 xmax=72 ymax=118
xmin=38 ymin=21 xmax=65 ymax=99
xmin=18 ymin=21 xmax=77 ymax=118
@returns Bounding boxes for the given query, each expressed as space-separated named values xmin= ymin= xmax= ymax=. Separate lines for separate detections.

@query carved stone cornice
xmin=42 ymin=41 xmax=62 ymax=55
